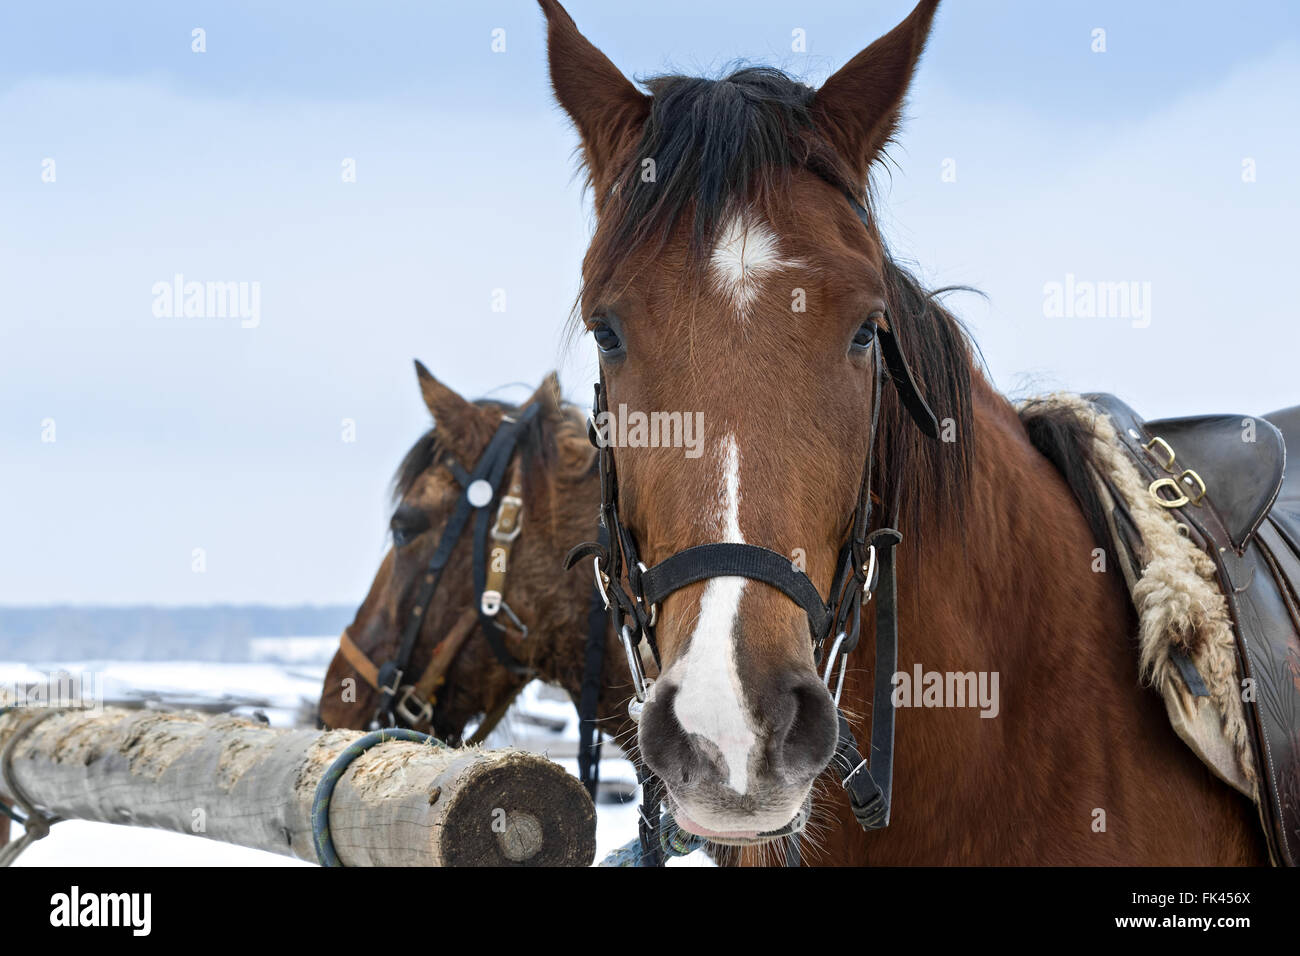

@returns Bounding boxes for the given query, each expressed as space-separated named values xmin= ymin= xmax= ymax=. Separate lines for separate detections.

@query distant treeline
xmin=0 ymin=605 xmax=353 ymax=661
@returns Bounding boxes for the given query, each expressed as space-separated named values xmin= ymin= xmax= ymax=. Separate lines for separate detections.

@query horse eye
xmin=852 ymin=313 xmax=883 ymax=351
xmin=390 ymin=507 xmax=429 ymax=548
xmin=592 ymin=321 xmax=623 ymax=354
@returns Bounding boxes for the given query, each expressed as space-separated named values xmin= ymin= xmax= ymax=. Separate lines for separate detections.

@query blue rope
xmin=599 ymin=812 xmax=706 ymax=867
xmin=0 ymin=706 xmax=27 ymax=826
xmin=311 ymin=728 xmax=444 ymax=867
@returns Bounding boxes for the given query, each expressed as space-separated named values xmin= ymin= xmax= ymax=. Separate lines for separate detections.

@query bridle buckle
xmin=490 ymin=495 xmax=524 ymax=542
xmin=394 ymin=685 xmax=433 ymax=727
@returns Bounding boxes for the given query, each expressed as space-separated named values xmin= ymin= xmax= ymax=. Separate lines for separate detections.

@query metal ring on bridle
xmin=636 ymin=561 xmax=658 ymax=627
xmin=593 ymin=559 xmax=611 ymax=611
xmin=821 ymin=630 xmax=850 ymax=706
xmin=861 ymin=543 xmax=878 ymax=596
xmin=620 ymin=624 xmax=649 ymax=704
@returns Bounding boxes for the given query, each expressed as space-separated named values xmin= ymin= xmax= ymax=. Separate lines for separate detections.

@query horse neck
xmin=900 ymin=374 xmax=1123 ymax=665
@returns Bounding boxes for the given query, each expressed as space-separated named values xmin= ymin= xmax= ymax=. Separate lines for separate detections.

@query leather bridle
xmin=564 ymin=194 xmax=940 ymax=863
xmin=333 ymin=403 xmax=615 ymax=802
xmin=338 ymin=405 xmax=541 ymax=736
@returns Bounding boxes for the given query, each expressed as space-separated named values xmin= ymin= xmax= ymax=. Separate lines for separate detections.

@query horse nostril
xmin=771 ymin=672 xmax=838 ymax=782
xmin=638 ymin=683 xmax=707 ymax=790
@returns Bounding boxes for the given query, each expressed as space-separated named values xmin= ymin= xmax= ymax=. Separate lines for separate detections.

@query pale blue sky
xmin=1 ymin=1 xmax=1297 ymax=604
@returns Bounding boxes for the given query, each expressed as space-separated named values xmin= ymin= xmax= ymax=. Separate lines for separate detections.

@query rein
xmin=565 ymin=193 xmax=940 ymax=864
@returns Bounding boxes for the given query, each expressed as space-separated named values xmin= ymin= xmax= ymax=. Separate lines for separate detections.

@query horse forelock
xmin=570 ymin=65 xmax=976 ymax=541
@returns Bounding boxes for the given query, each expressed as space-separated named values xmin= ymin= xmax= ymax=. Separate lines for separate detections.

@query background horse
xmin=538 ymin=0 xmax=1267 ymax=864
xmin=317 ymin=363 xmax=637 ymax=769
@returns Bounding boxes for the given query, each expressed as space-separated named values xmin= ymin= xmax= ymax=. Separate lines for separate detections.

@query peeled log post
xmin=0 ymin=704 xmax=595 ymax=866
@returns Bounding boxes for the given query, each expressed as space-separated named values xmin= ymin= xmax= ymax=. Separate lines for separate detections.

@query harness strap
xmin=473 ymin=451 xmax=533 ymax=677
xmin=480 ymin=465 xmax=524 ymax=619
xmin=831 ymin=528 xmax=902 ymax=830
xmin=577 ymin=528 xmax=612 ymax=802
xmin=337 ymin=626 xmax=381 ymax=688
xmin=409 ymin=607 xmax=480 ymax=711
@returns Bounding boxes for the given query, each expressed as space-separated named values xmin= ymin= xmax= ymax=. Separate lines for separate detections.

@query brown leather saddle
xmin=1088 ymin=393 xmax=1300 ymax=866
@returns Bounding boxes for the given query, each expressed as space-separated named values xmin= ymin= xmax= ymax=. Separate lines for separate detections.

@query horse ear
xmin=538 ymin=0 xmax=650 ymax=187
xmin=524 ymin=371 xmax=565 ymax=423
xmin=414 ymin=360 xmax=478 ymax=454
xmin=812 ymin=0 xmax=940 ymax=182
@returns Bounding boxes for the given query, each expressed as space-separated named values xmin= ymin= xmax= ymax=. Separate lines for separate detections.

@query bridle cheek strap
xmin=337 ymin=626 xmax=380 ymax=689
xmin=831 ymin=527 xmax=902 ymax=830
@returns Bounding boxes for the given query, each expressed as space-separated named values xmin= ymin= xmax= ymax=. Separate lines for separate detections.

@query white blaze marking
xmin=709 ymin=212 xmax=800 ymax=318
xmin=671 ymin=434 xmax=756 ymax=795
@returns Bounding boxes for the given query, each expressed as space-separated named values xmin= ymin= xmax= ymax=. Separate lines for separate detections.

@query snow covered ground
xmin=0 ymin=647 xmax=707 ymax=866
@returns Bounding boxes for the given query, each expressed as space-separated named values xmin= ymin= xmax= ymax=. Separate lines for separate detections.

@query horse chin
xmin=669 ymin=796 xmax=810 ymax=847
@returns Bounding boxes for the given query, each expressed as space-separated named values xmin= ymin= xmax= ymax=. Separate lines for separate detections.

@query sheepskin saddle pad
xmin=1023 ymin=392 xmax=1300 ymax=867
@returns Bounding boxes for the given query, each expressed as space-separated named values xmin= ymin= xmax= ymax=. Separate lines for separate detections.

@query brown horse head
xmin=540 ymin=0 xmax=965 ymax=839
xmin=318 ymin=361 xmax=606 ymax=743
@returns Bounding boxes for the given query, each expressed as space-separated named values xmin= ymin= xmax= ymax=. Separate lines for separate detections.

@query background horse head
xmin=318 ymin=362 xmax=632 ymax=750
xmin=540 ymin=0 xmax=1266 ymax=863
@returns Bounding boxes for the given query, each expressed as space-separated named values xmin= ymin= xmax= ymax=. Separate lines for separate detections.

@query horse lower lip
xmin=673 ymin=809 xmax=758 ymax=840
xmin=671 ymin=802 xmax=806 ymax=844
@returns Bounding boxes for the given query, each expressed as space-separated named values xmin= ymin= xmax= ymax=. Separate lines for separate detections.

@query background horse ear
xmin=524 ymin=371 xmax=565 ymax=423
xmin=414 ymin=359 xmax=481 ymax=458
xmin=811 ymin=0 xmax=941 ymax=183
xmin=537 ymin=0 xmax=650 ymax=190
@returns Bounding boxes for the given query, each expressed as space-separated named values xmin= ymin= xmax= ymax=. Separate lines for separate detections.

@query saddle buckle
xmin=1150 ymin=471 xmax=1207 ymax=509
xmin=1143 ymin=435 xmax=1177 ymax=473
xmin=1178 ymin=468 xmax=1207 ymax=507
